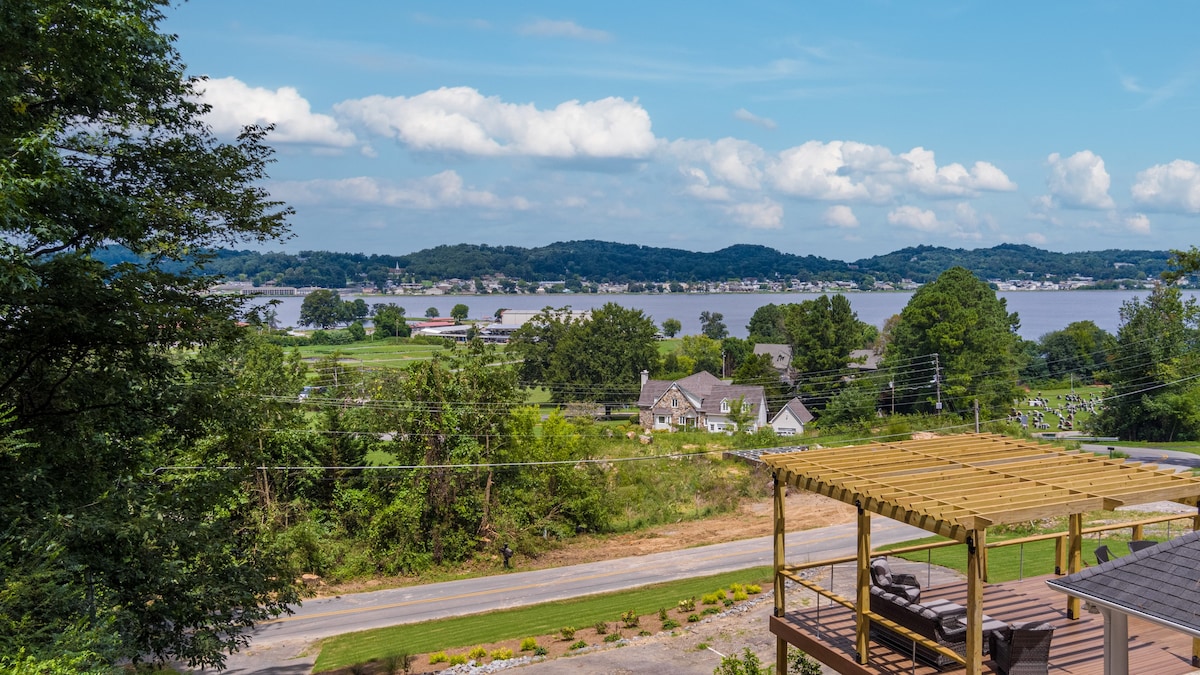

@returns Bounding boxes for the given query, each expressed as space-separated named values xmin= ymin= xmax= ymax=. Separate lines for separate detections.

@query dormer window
xmin=720 ymin=399 xmax=730 ymax=413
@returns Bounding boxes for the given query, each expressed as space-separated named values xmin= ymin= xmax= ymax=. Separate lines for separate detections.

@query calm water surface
xmin=249 ymin=290 xmax=1197 ymax=340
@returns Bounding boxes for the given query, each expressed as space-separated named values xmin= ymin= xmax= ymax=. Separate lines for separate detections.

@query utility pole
xmin=889 ymin=379 xmax=895 ymax=416
xmin=974 ymin=399 xmax=980 ymax=433
xmin=934 ymin=353 xmax=942 ymax=414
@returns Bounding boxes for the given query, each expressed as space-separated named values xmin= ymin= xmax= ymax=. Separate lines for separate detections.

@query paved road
xmin=1080 ymin=443 xmax=1200 ymax=471
xmin=209 ymin=515 xmax=930 ymax=674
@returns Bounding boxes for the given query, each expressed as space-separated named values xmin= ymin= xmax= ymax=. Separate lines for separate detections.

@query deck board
xmin=771 ymin=574 xmax=1198 ymax=674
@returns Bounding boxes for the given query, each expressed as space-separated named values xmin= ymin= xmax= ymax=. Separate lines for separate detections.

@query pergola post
xmin=774 ymin=472 xmax=787 ymax=675
xmin=1098 ymin=606 xmax=1130 ymax=675
xmin=856 ymin=500 xmax=870 ymax=664
xmin=965 ymin=528 xmax=985 ymax=675
xmin=1068 ymin=513 xmax=1082 ymax=619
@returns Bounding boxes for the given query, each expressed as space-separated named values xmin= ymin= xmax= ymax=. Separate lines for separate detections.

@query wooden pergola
xmin=761 ymin=433 xmax=1200 ymax=675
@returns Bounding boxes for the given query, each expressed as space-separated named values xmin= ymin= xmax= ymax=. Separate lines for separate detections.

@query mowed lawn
xmin=297 ymin=340 xmax=457 ymax=369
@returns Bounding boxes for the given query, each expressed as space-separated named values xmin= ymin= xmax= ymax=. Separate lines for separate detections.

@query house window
xmin=656 ymin=415 xmax=667 ymax=425
xmin=720 ymin=399 xmax=730 ymax=413
xmin=671 ymin=397 xmax=679 ymax=408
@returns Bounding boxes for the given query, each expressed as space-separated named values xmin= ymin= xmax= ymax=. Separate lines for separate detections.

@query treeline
xmin=94 ymin=241 xmax=1173 ymax=288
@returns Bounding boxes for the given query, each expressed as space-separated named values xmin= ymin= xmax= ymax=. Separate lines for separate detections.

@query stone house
xmin=637 ymin=370 xmax=768 ymax=433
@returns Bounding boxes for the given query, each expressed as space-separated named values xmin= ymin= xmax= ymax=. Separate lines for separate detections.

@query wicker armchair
xmin=870 ymin=557 xmax=921 ymax=602
xmin=1094 ymin=544 xmax=1112 ymax=564
xmin=989 ymin=621 xmax=1054 ymax=675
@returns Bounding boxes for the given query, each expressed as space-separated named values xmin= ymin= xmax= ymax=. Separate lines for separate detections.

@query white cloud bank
xmin=198 ymin=77 xmax=357 ymax=147
xmin=1044 ymin=150 xmax=1115 ymax=209
xmin=725 ymin=199 xmax=783 ymax=229
xmin=1132 ymin=159 xmax=1200 ymax=213
xmin=335 ymin=87 xmax=655 ymax=159
xmin=822 ymin=205 xmax=859 ymax=228
xmin=1125 ymin=213 xmax=1151 ymax=234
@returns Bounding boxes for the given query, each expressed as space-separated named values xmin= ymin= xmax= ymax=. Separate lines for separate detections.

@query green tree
xmin=700 ymin=311 xmax=729 ymax=340
xmin=451 ymin=303 xmax=470 ymax=321
xmin=733 ymin=353 xmax=789 ymax=413
xmin=0 ymin=0 xmax=296 ymax=666
xmin=681 ymin=335 xmax=723 ymax=376
xmin=747 ymin=303 xmax=787 ymax=342
xmin=300 ymin=289 xmax=343 ymax=328
xmin=783 ymin=295 xmax=865 ymax=375
xmin=885 ymin=267 xmax=1021 ymax=416
xmin=1091 ymin=285 xmax=1200 ymax=441
xmin=1031 ymin=321 xmax=1114 ymax=384
xmin=426 ymin=306 xmax=440 ymax=318
xmin=372 ymin=303 xmax=411 ymax=338
xmin=661 ymin=318 xmax=682 ymax=338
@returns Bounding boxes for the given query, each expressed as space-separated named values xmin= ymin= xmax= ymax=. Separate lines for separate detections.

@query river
xmin=245 ymin=290 xmax=1196 ymax=340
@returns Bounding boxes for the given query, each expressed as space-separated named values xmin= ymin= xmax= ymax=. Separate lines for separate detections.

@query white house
xmin=770 ymin=397 xmax=814 ymax=436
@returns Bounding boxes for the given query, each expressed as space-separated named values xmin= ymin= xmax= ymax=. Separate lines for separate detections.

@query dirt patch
xmin=314 ymin=491 xmax=856 ymax=597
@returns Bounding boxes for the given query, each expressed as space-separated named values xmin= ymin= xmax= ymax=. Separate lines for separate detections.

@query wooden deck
xmin=771 ymin=574 xmax=1199 ymax=674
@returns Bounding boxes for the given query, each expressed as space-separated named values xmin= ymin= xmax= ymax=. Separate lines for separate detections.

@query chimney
xmin=640 ymin=370 xmax=649 ymax=387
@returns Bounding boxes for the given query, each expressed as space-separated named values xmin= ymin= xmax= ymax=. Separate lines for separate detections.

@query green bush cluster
xmin=489 ymin=647 xmax=513 ymax=660
xmin=569 ymin=639 xmax=588 ymax=650
xmin=620 ymin=609 xmax=639 ymax=628
xmin=559 ymin=626 xmax=577 ymax=640
xmin=604 ymin=632 xmax=623 ymax=643
xmin=467 ymin=646 xmax=488 ymax=660
xmin=519 ymin=637 xmax=539 ymax=651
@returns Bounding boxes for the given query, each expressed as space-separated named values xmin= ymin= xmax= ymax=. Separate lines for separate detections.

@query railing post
xmin=1068 ymin=514 xmax=1082 ymax=619
xmin=856 ymin=500 xmax=871 ymax=664
xmin=773 ymin=472 xmax=787 ymax=675
xmin=1132 ymin=523 xmax=1144 ymax=541
xmin=1055 ymin=535 xmax=1066 ymax=575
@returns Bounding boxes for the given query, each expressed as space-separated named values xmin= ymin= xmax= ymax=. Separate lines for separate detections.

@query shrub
xmin=696 ymin=642 xmax=710 ymax=651
xmin=678 ymin=596 xmax=696 ymax=613
xmin=468 ymin=646 xmax=488 ymax=660
xmin=746 ymin=584 xmax=762 ymax=594
xmin=702 ymin=607 xmax=720 ymax=616
xmin=570 ymin=639 xmax=588 ymax=650
xmin=723 ymin=598 xmax=735 ymax=607
xmin=604 ymin=633 xmax=623 ymax=643
xmin=560 ymin=626 xmax=577 ymax=640
xmin=729 ymin=583 xmax=744 ymax=594
xmin=687 ymin=613 xmax=701 ymax=623
xmin=715 ymin=647 xmax=765 ymax=675
xmin=519 ymin=637 xmax=539 ymax=652
xmin=428 ymin=651 xmax=448 ymax=664
xmin=658 ymin=607 xmax=669 ymax=622
xmin=662 ymin=618 xmax=680 ymax=630
xmin=490 ymin=648 xmax=513 ymax=660
xmin=638 ymin=630 xmax=652 ymax=637
xmin=383 ymin=652 xmax=413 ymax=675
xmin=448 ymin=654 xmax=468 ymax=666
xmin=788 ymin=647 xmax=823 ymax=675
xmin=701 ymin=593 xmax=720 ymax=605
xmin=621 ymin=609 xmax=639 ymax=628
xmin=594 ymin=621 xmax=608 ymax=634
xmin=732 ymin=590 xmax=749 ymax=601
xmin=533 ymin=646 xmax=548 ymax=657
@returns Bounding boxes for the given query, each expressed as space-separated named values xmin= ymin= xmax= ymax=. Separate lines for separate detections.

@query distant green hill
xmin=92 ymin=241 xmax=1173 ymax=287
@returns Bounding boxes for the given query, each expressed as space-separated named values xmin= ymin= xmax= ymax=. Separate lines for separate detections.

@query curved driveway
xmin=215 ymin=515 xmax=928 ymax=673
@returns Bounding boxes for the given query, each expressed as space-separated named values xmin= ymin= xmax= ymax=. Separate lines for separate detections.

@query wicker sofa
xmin=868 ymin=586 xmax=969 ymax=668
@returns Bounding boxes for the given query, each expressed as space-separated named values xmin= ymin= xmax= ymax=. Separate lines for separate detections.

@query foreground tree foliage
xmin=885 ymin=267 xmax=1021 ymax=416
xmin=0 ymin=0 xmax=297 ymax=667
xmin=1090 ymin=285 xmax=1200 ymax=441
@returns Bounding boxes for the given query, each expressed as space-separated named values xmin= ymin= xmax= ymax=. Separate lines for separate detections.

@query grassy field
xmin=297 ymin=339 xmax=456 ymax=368
xmin=1105 ymin=440 xmax=1200 ymax=454
xmin=312 ymin=567 xmax=772 ymax=672
xmin=1010 ymin=384 xmax=1106 ymax=431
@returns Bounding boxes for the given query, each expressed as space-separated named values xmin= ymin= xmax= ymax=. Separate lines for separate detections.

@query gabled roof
xmin=754 ymin=344 xmax=792 ymax=369
xmin=638 ymin=371 xmax=764 ymax=415
xmin=1047 ymin=531 xmax=1200 ymax=638
xmin=771 ymin=397 xmax=814 ymax=425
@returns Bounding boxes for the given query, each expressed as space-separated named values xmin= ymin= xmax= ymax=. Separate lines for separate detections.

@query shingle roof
xmin=637 ymin=371 xmax=764 ymax=414
xmin=753 ymin=344 xmax=792 ymax=369
xmin=772 ymin=397 xmax=814 ymax=424
xmin=1047 ymin=530 xmax=1200 ymax=637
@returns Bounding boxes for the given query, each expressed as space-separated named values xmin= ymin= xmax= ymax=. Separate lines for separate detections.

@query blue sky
xmin=167 ymin=1 xmax=1200 ymax=260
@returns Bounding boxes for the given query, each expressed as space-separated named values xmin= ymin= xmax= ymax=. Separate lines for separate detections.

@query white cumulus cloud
xmin=1045 ymin=150 xmax=1115 ymax=209
xmin=822 ymin=205 xmax=859 ymax=228
xmin=681 ymin=167 xmax=731 ymax=201
xmin=1124 ymin=213 xmax=1151 ymax=234
xmin=1131 ymin=159 xmax=1200 ymax=213
xmin=518 ymin=19 xmax=612 ymax=42
xmin=887 ymin=205 xmax=941 ymax=232
xmin=272 ymin=171 xmax=531 ymax=211
xmin=765 ymin=141 xmax=1015 ymax=202
xmin=197 ymin=77 xmax=357 ymax=147
xmin=667 ymin=138 xmax=765 ymax=189
xmin=725 ymin=199 xmax=783 ymax=229
xmin=335 ymin=87 xmax=655 ymax=159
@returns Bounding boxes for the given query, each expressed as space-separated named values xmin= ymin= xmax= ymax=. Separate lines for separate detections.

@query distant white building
xmin=770 ymin=398 xmax=814 ymax=436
